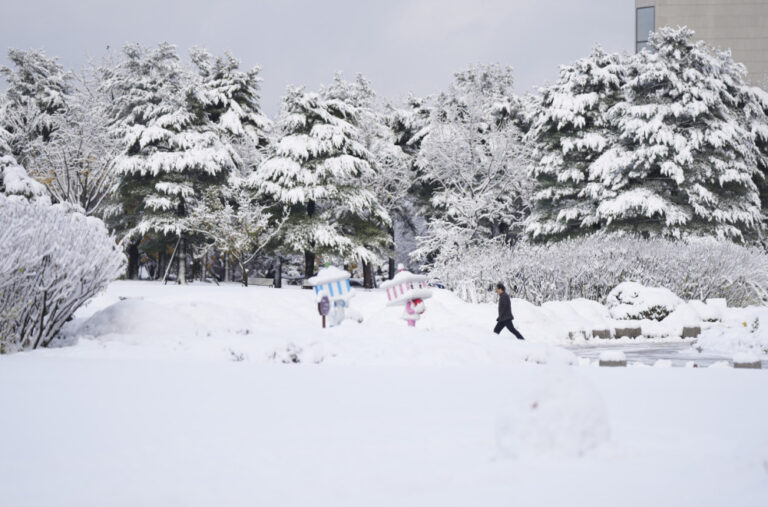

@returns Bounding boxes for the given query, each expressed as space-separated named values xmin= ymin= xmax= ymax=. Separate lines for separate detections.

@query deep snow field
xmin=1 ymin=281 xmax=767 ymax=506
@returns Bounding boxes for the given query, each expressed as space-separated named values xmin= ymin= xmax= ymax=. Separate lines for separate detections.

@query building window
xmin=636 ymin=6 xmax=655 ymax=52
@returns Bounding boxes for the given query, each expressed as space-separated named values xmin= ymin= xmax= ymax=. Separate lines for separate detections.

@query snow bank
xmin=599 ymin=351 xmax=626 ymax=362
xmin=56 ymin=280 xmax=766 ymax=365
xmin=62 ymin=282 xmax=576 ymax=367
xmin=694 ymin=307 xmax=768 ymax=358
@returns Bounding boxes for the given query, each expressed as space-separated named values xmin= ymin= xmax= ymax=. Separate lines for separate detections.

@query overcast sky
xmin=0 ymin=0 xmax=634 ymax=114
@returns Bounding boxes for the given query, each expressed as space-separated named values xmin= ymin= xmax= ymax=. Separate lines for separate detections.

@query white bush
xmin=0 ymin=196 xmax=125 ymax=353
xmin=429 ymin=236 xmax=768 ymax=306
xmin=606 ymin=282 xmax=683 ymax=321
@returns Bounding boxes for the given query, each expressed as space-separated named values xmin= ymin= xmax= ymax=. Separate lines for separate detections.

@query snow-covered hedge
xmin=0 ymin=196 xmax=125 ymax=353
xmin=431 ymin=236 xmax=768 ymax=306
xmin=606 ymin=282 xmax=683 ymax=321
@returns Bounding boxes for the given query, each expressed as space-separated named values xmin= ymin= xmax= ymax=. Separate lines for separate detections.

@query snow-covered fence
xmin=0 ymin=196 xmax=125 ymax=353
xmin=429 ymin=236 xmax=768 ymax=306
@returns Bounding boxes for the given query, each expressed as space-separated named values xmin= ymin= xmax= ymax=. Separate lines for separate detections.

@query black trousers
xmin=494 ymin=319 xmax=525 ymax=340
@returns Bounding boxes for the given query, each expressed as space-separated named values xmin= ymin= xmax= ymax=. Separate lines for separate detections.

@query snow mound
xmin=60 ymin=282 xmax=581 ymax=366
xmin=607 ymin=282 xmax=683 ymax=321
xmin=72 ymin=299 xmax=192 ymax=340
xmin=694 ymin=308 xmax=768 ymax=358
xmin=661 ymin=304 xmax=702 ymax=334
xmin=495 ymin=369 xmax=610 ymax=458
xmin=70 ymin=298 xmax=255 ymax=346
xmin=733 ymin=352 xmax=760 ymax=364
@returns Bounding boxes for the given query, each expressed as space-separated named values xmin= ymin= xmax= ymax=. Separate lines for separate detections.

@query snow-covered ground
xmin=1 ymin=281 xmax=767 ymax=506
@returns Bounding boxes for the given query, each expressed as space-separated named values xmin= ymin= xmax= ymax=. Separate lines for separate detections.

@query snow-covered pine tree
xmin=413 ymin=64 xmax=531 ymax=268
xmin=741 ymin=82 xmax=768 ymax=234
xmin=253 ymin=86 xmax=390 ymax=278
xmin=382 ymin=94 xmax=434 ymax=272
xmin=0 ymin=128 xmax=46 ymax=201
xmin=593 ymin=27 xmax=763 ymax=241
xmin=525 ymin=47 xmax=625 ymax=241
xmin=387 ymin=94 xmax=432 ymax=158
xmin=321 ymin=73 xmax=410 ymax=284
xmin=104 ymin=43 xmax=238 ymax=283
xmin=189 ymin=48 xmax=271 ymax=176
xmin=0 ymin=49 xmax=73 ymax=167
xmin=188 ymin=49 xmax=275 ymax=282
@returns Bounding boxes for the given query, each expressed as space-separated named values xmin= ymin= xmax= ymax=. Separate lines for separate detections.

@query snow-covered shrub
xmin=606 ymin=282 xmax=683 ymax=321
xmin=430 ymin=236 xmax=768 ymax=306
xmin=0 ymin=155 xmax=48 ymax=202
xmin=0 ymin=196 xmax=125 ymax=353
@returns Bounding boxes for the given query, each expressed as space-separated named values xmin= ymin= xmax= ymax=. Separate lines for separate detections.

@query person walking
xmin=494 ymin=283 xmax=525 ymax=340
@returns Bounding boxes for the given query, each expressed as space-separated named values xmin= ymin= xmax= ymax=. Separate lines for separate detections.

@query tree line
xmin=2 ymin=26 xmax=768 ymax=289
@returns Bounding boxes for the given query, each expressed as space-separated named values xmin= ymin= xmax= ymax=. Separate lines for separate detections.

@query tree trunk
xmin=363 ymin=261 xmax=374 ymax=289
xmin=156 ymin=252 xmax=165 ymax=280
xmin=273 ymin=255 xmax=282 ymax=289
xmin=304 ymin=199 xmax=316 ymax=279
xmin=388 ymin=226 xmax=396 ymax=280
xmin=126 ymin=240 xmax=140 ymax=280
xmin=241 ymin=260 xmax=248 ymax=286
xmin=191 ymin=256 xmax=200 ymax=282
xmin=224 ymin=255 xmax=231 ymax=283
xmin=304 ymin=250 xmax=315 ymax=279
xmin=177 ymin=234 xmax=187 ymax=285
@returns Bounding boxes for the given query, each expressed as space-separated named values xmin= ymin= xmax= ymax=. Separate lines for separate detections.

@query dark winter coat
xmin=497 ymin=292 xmax=514 ymax=322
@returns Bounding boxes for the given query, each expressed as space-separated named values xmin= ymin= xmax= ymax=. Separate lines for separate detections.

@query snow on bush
xmin=606 ymin=282 xmax=683 ymax=321
xmin=0 ymin=155 xmax=48 ymax=202
xmin=496 ymin=369 xmax=610 ymax=458
xmin=430 ymin=236 xmax=768 ymax=306
xmin=0 ymin=196 xmax=125 ymax=353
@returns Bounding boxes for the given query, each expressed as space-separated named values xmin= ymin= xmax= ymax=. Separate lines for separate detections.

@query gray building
xmin=635 ymin=0 xmax=768 ymax=83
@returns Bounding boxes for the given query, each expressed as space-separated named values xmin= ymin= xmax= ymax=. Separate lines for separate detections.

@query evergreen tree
xmin=189 ymin=48 xmax=271 ymax=176
xmin=525 ymin=47 xmax=624 ymax=241
xmin=742 ymin=81 xmax=768 ymax=234
xmin=387 ymin=94 xmax=432 ymax=158
xmin=253 ymin=86 xmax=390 ymax=278
xmin=322 ymin=73 xmax=410 ymax=283
xmin=383 ymin=94 xmax=434 ymax=271
xmin=594 ymin=27 xmax=763 ymax=241
xmin=0 ymin=134 xmax=47 ymax=202
xmin=104 ymin=43 xmax=237 ymax=283
xmin=0 ymin=49 xmax=73 ymax=167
